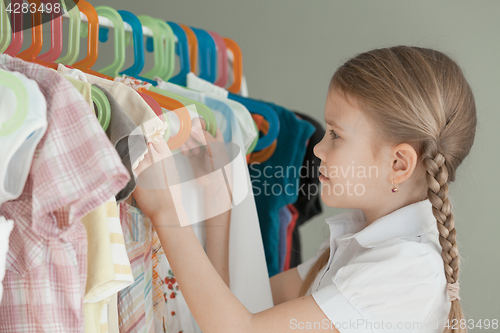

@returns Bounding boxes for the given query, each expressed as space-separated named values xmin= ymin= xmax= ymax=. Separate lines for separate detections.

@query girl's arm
xmin=132 ymin=138 xmax=340 ymax=333
xmin=270 ymin=267 xmax=303 ymax=305
xmin=151 ymin=210 xmax=339 ymax=333
xmin=204 ymin=187 xmax=231 ymax=287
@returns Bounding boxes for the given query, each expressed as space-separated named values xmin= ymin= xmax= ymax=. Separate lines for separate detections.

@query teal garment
xmin=247 ymin=100 xmax=315 ymax=277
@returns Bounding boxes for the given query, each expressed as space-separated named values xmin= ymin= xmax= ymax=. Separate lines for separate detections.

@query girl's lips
xmin=319 ymin=174 xmax=330 ymax=182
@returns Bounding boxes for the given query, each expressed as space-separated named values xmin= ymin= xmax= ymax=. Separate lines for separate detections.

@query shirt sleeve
xmin=311 ymin=241 xmax=446 ymax=333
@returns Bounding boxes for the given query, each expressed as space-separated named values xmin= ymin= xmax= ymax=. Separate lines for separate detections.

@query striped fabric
xmin=118 ymin=201 xmax=155 ymax=333
xmin=82 ymin=197 xmax=135 ymax=333
xmin=0 ymin=54 xmax=130 ymax=333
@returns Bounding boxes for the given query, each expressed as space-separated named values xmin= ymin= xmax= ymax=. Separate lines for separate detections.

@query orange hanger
xmin=247 ymin=115 xmax=277 ymax=164
xmin=72 ymin=0 xmax=114 ymax=80
xmin=224 ymin=37 xmax=242 ymax=94
xmin=138 ymin=87 xmax=192 ymax=150
xmin=180 ymin=24 xmax=198 ymax=74
xmin=16 ymin=0 xmax=57 ymax=69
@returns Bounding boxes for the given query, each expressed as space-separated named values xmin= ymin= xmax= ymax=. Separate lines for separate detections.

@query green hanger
xmin=0 ymin=0 xmax=11 ymax=54
xmin=155 ymin=19 xmax=176 ymax=81
xmin=0 ymin=69 xmax=29 ymax=136
xmin=149 ymin=86 xmax=217 ymax=137
xmin=95 ymin=6 xmax=125 ymax=77
xmin=246 ymin=120 xmax=259 ymax=155
xmin=91 ymin=85 xmax=111 ymax=132
xmin=138 ymin=15 xmax=167 ymax=81
xmin=56 ymin=0 xmax=81 ymax=65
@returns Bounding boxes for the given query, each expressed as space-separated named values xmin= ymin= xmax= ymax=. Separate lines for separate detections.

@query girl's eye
xmin=329 ymin=130 xmax=339 ymax=140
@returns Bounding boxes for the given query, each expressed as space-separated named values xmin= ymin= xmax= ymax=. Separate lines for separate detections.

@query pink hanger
xmin=4 ymin=0 xmax=24 ymax=56
xmin=209 ymin=31 xmax=228 ymax=87
xmin=138 ymin=91 xmax=164 ymax=122
xmin=37 ymin=0 xmax=63 ymax=62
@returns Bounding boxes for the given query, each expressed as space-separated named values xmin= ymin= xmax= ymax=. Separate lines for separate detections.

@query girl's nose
xmin=313 ymin=137 xmax=325 ymax=161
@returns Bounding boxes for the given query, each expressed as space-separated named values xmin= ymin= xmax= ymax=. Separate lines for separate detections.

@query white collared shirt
xmin=297 ymin=199 xmax=451 ymax=333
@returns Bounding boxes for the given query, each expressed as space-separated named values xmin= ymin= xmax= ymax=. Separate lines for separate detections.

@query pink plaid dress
xmin=0 ymin=55 xmax=130 ymax=333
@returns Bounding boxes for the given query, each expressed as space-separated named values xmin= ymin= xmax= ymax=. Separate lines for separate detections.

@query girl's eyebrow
xmin=325 ymin=117 xmax=344 ymax=131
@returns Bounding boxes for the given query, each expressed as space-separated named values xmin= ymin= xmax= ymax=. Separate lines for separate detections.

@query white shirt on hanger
xmin=0 ymin=70 xmax=47 ymax=205
xmin=297 ymin=199 xmax=451 ymax=333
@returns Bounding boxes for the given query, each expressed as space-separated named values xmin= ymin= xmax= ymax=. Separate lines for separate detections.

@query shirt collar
xmin=329 ymin=199 xmax=436 ymax=248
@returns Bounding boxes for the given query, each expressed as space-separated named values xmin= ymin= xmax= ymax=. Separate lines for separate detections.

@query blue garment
xmin=278 ymin=206 xmax=292 ymax=273
xmin=246 ymin=100 xmax=315 ymax=277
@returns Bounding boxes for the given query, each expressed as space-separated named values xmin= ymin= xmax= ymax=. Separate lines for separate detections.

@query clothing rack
xmin=60 ymin=11 xmax=236 ymax=62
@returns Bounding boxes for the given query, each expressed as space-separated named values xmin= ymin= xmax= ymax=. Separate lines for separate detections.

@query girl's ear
xmin=390 ymin=143 xmax=418 ymax=183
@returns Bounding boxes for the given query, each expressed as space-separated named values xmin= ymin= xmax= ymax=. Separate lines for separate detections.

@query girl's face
xmin=313 ymin=90 xmax=391 ymax=212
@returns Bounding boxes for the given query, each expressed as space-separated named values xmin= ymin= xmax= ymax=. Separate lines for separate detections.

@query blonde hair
xmin=300 ymin=46 xmax=477 ymax=333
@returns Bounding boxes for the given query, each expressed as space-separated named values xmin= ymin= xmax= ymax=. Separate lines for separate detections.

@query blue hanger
xmin=228 ymin=93 xmax=280 ymax=151
xmin=116 ymin=10 xmax=148 ymax=80
xmin=190 ymin=27 xmax=217 ymax=84
xmin=166 ymin=22 xmax=190 ymax=86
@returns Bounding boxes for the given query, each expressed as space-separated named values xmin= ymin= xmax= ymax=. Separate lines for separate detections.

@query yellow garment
xmin=62 ymin=75 xmax=92 ymax=107
xmin=81 ymin=197 xmax=134 ymax=333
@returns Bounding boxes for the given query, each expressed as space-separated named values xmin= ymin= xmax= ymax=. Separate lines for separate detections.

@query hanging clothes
xmin=0 ymin=69 xmax=47 ymax=205
xmin=284 ymin=204 xmax=299 ymax=271
xmin=0 ymin=54 xmax=130 ymax=333
xmin=244 ymin=100 xmax=316 ymax=277
xmin=290 ymin=112 xmax=325 ymax=268
xmin=149 ymin=78 xmax=273 ymax=330
xmin=278 ymin=205 xmax=293 ymax=272
xmin=94 ymin=85 xmax=149 ymax=203
xmin=117 ymin=201 xmax=155 ymax=333
xmin=0 ymin=216 xmax=13 ymax=302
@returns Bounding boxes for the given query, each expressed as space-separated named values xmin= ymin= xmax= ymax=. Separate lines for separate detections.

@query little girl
xmin=132 ymin=46 xmax=477 ymax=333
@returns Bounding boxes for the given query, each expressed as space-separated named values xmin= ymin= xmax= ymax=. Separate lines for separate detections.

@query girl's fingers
xmin=183 ymin=135 xmax=201 ymax=155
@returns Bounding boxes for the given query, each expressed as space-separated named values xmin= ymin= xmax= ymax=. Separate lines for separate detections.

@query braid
xmin=424 ymin=152 xmax=459 ymax=282
xmin=423 ymin=149 xmax=466 ymax=332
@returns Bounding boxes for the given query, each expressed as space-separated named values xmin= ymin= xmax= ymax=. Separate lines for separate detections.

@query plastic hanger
xmin=138 ymin=91 xmax=163 ymax=122
xmin=91 ymin=85 xmax=111 ymax=132
xmin=209 ymin=31 xmax=229 ymax=88
xmin=118 ymin=10 xmax=145 ymax=79
xmin=166 ymin=21 xmax=190 ymax=86
xmin=95 ymin=6 xmax=125 ymax=78
xmin=154 ymin=19 xmax=176 ymax=81
xmin=16 ymin=0 xmax=58 ymax=69
xmin=246 ymin=119 xmax=259 ymax=156
xmin=138 ymin=88 xmax=191 ymax=150
xmin=248 ymin=116 xmax=277 ymax=164
xmin=72 ymin=0 xmax=114 ymax=79
xmin=148 ymin=86 xmax=218 ymax=137
xmin=180 ymin=24 xmax=198 ymax=75
xmin=56 ymin=0 xmax=81 ymax=65
xmin=3 ymin=0 xmax=23 ymax=56
xmin=137 ymin=90 xmax=172 ymax=146
xmin=0 ymin=0 xmax=12 ymax=54
xmin=0 ymin=69 xmax=29 ymax=136
xmin=138 ymin=15 xmax=169 ymax=82
xmin=37 ymin=0 xmax=63 ymax=62
xmin=229 ymin=93 xmax=279 ymax=151
xmin=224 ymin=37 xmax=242 ymax=94
xmin=190 ymin=27 xmax=217 ymax=83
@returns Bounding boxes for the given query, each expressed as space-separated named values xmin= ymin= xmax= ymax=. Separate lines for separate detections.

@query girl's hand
xmin=132 ymin=139 xmax=188 ymax=226
xmin=180 ymin=119 xmax=232 ymax=192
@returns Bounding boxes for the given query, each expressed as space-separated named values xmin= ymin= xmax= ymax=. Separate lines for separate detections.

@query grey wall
xmin=38 ymin=0 xmax=500 ymax=324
